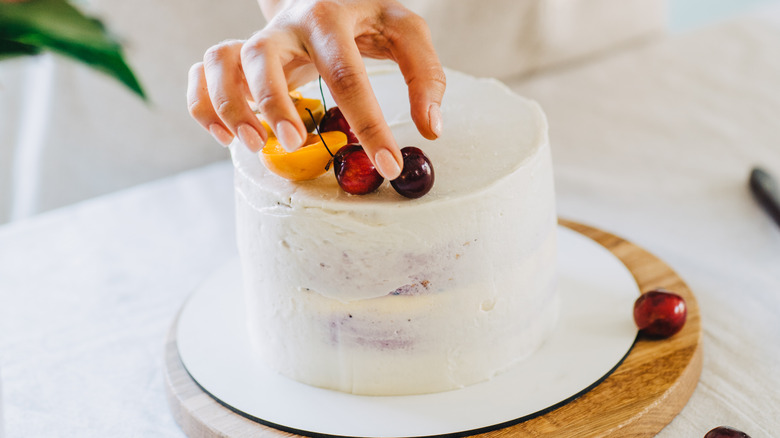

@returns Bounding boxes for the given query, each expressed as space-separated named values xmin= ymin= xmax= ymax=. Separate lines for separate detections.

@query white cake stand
xmin=169 ymin=224 xmax=641 ymax=438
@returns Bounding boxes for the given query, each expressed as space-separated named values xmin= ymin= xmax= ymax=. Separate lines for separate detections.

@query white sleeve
xmin=400 ymin=0 xmax=667 ymax=78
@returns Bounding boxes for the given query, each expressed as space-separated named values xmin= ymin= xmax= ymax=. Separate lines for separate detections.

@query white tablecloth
xmin=0 ymin=163 xmax=236 ymax=437
xmin=512 ymin=17 xmax=780 ymax=437
xmin=1 ymin=17 xmax=780 ymax=438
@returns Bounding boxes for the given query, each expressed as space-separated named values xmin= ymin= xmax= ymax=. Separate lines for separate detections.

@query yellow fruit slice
xmin=295 ymin=96 xmax=326 ymax=131
xmin=255 ymin=92 xmax=325 ymax=137
xmin=260 ymin=131 xmax=347 ymax=181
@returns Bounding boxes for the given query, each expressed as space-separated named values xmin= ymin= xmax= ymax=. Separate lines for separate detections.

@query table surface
xmin=2 ymin=12 xmax=780 ymax=438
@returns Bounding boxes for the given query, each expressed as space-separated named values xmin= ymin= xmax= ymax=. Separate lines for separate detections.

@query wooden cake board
xmin=164 ymin=220 xmax=702 ymax=437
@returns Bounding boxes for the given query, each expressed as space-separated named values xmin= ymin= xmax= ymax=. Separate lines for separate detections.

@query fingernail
xmin=237 ymin=124 xmax=263 ymax=152
xmin=209 ymin=124 xmax=234 ymax=147
xmin=375 ymin=149 xmax=402 ymax=180
xmin=429 ymin=104 xmax=443 ymax=138
xmin=276 ymin=120 xmax=304 ymax=152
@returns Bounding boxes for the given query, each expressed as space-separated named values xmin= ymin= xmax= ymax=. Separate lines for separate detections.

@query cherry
xmin=391 ymin=147 xmax=434 ymax=199
xmin=319 ymin=107 xmax=358 ymax=144
xmin=333 ymin=144 xmax=384 ymax=195
xmin=633 ymin=289 xmax=687 ymax=338
xmin=704 ymin=426 xmax=751 ymax=438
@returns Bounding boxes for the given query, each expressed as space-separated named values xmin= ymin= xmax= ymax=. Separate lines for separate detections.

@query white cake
xmin=231 ymin=66 xmax=558 ymax=396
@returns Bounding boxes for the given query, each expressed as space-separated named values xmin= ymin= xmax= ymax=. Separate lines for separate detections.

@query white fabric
xmin=0 ymin=0 xmax=665 ymax=224
xmin=406 ymin=0 xmax=665 ymax=78
xmin=0 ymin=163 xmax=236 ymax=437
xmin=512 ymin=18 xmax=780 ymax=436
xmin=1 ymin=10 xmax=780 ymax=438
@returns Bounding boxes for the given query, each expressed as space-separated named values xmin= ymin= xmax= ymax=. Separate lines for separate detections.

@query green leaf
xmin=0 ymin=0 xmax=146 ymax=100
xmin=0 ymin=40 xmax=41 ymax=60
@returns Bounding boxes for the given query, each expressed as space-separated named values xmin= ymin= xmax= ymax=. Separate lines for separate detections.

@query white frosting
xmin=232 ymin=67 xmax=558 ymax=395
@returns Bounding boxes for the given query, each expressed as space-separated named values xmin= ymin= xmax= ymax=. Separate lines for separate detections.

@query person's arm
xmin=187 ymin=0 xmax=446 ymax=180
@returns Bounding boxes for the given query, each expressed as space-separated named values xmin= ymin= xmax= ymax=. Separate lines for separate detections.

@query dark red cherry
xmin=391 ymin=147 xmax=434 ymax=199
xmin=319 ymin=107 xmax=358 ymax=144
xmin=333 ymin=144 xmax=383 ymax=195
xmin=704 ymin=426 xmax=751 ymax=438
xmin=633 ymin=289 xmax=687 ymax=338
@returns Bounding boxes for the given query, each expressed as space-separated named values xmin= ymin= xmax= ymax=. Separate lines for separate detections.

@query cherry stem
xmin=318 ymin=76 xmax=328 ymax=113
xmin=306 ymin=107 xmax=333 ymax=157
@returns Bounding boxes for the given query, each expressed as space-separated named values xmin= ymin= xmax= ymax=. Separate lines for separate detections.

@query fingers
xmin=188 ymin=0 xmax=445 ymax=173
xmin=306 ymin=21 xmax=403 ymax=179
xmin=385 ymin=11 xmax=446 ymax=140
xmin=187 ymin=63 xmax=235 ymax=147
xmin=241 ymin=31 xmax=308 ymax=152
xmin=201 ymin=40 xmax=268 ymax=152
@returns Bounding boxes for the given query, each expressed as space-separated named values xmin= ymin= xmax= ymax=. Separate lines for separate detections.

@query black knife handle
xmin=750 ymin=167 xmax=780 ymax=228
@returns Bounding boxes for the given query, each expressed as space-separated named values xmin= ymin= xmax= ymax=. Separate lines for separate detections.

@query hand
xmin=187 ymin=0 xmax=446 ymax=179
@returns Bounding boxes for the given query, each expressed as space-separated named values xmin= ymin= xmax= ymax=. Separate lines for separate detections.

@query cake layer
xmin=244 ymin=226 xmax=558 ymax=395
xmin=232 ymin=66 xmax=558 ymax=395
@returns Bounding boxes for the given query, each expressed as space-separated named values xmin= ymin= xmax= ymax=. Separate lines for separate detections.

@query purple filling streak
xmin=389 ymin=280 xmax=431 ymax=296
xmin=329 ymin=314 xmax=415 ymax=350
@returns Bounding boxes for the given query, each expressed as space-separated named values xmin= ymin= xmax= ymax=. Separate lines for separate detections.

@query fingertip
xmin=408 ymin=77 xmax=446 ymax=140
xmin=375 ymin=148 xmax=402 ymax=180
xmin=209 ymin=123 xmax=234 ymax=147
xmin=276 ymin=120 xmax=305 ymax=152
xmin=428 ymin=103 xmax=442 ymax=138
xmin=237 ymin=124 xmax=265 ymax=152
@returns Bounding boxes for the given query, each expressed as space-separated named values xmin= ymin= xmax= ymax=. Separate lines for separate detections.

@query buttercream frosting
xmin=231 ymin=66 xmax=558 ymax=395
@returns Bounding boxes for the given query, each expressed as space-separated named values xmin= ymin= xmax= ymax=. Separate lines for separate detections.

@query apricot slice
xmin=255 ymin=92 xmax=325 ymax=137
xmin=260 ymin=131 xmax=348 ymax=181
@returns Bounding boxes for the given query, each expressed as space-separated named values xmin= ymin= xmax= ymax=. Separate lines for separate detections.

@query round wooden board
xmin=164 ymin=220 xmax=702 ymax=438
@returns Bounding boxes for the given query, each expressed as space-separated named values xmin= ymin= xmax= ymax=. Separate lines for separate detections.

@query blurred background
xmin=1 ymin=0 xmax=779 ymax=225
xmin=670 ymin=0 xmax=777 ymax=31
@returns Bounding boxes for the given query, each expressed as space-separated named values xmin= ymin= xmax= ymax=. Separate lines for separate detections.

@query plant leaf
xmin=0 ymin=39 xmax=41 ymax=60
xmin=0 ymin=0 xmax=146 ymax=100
